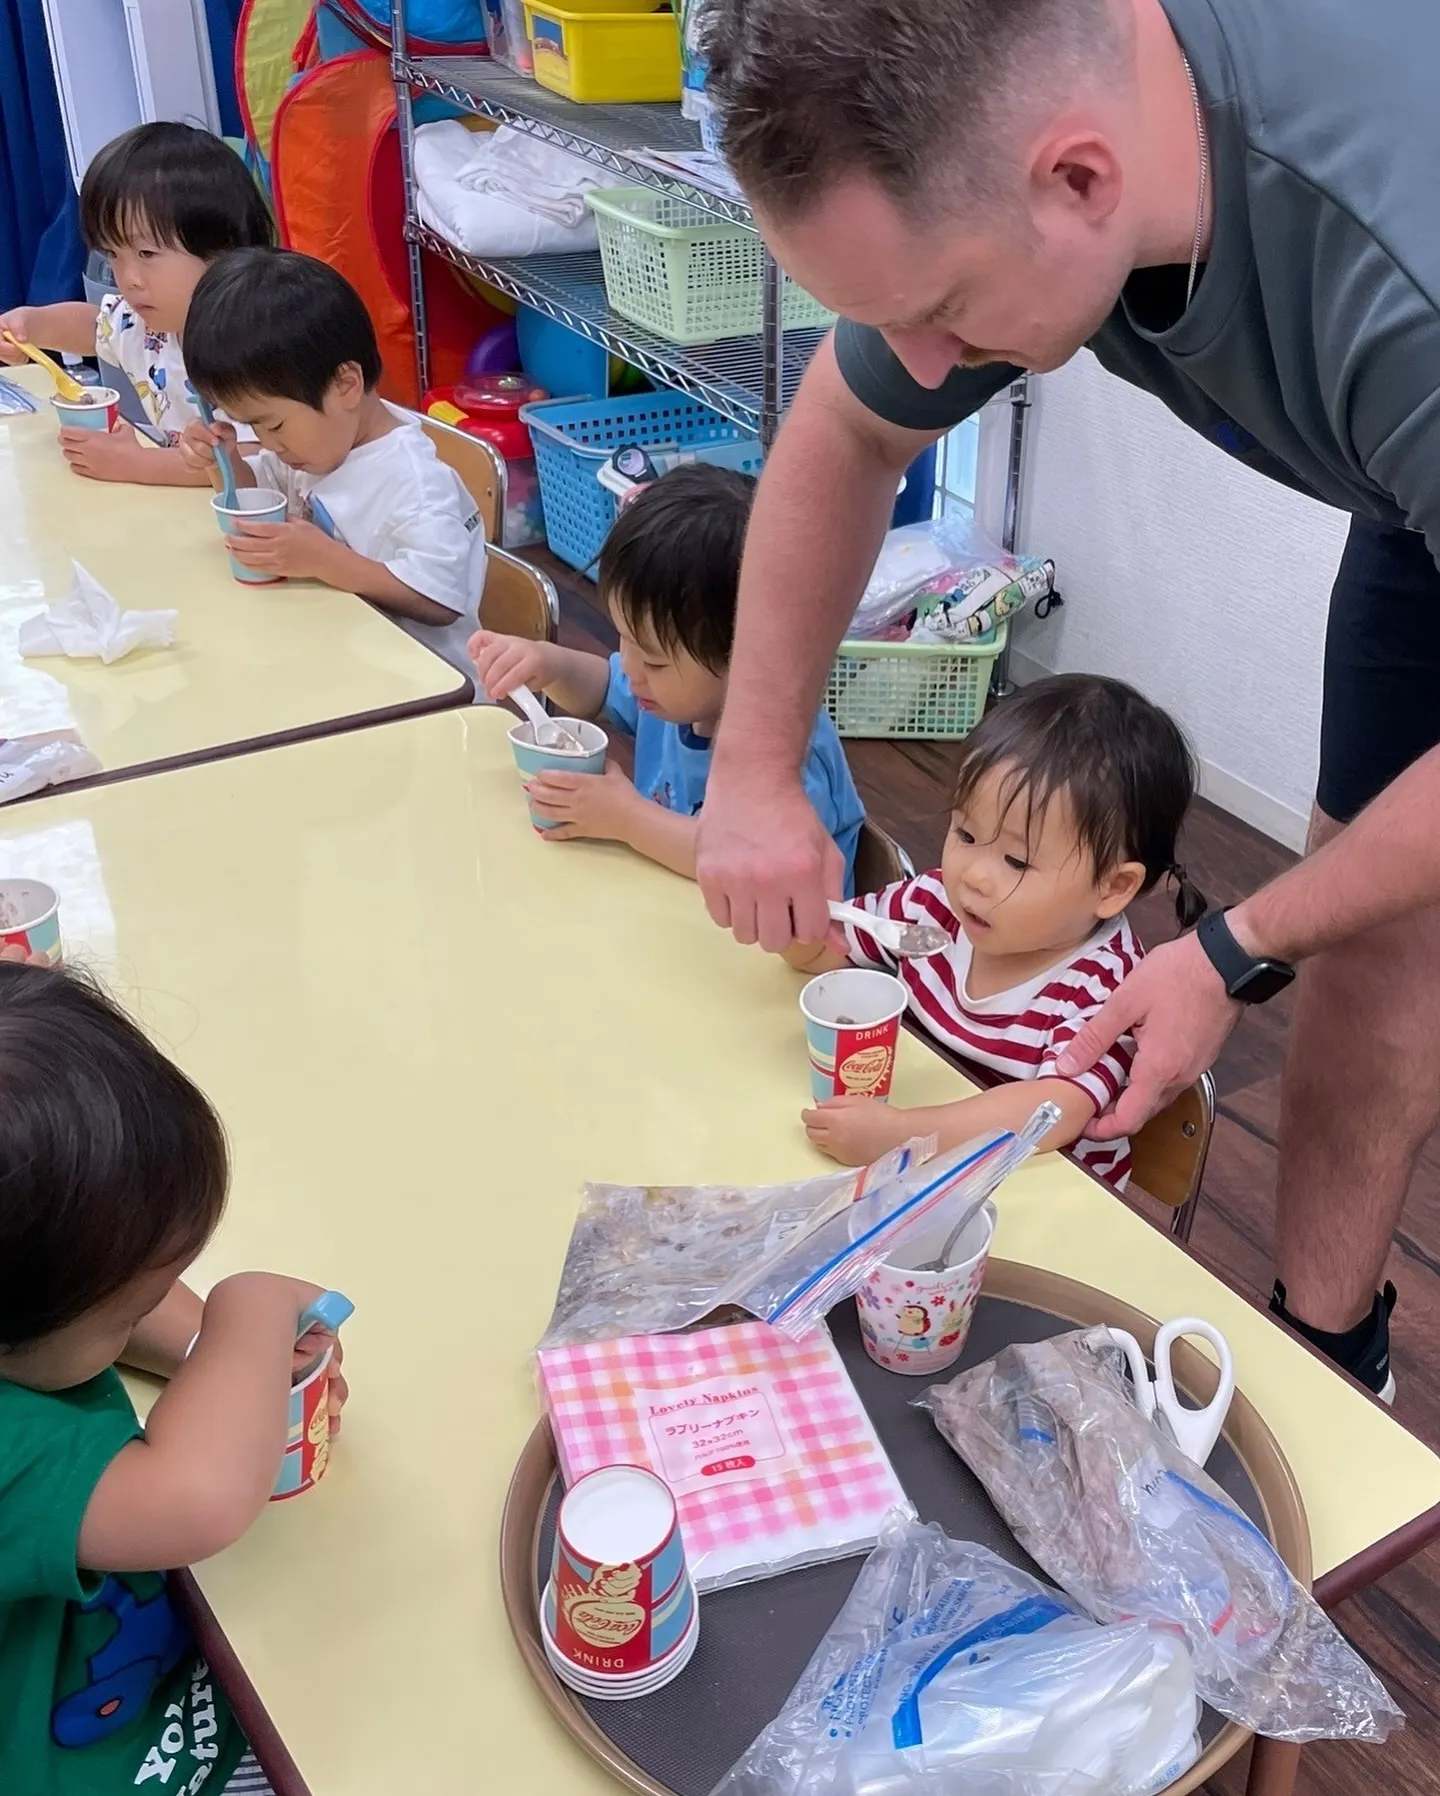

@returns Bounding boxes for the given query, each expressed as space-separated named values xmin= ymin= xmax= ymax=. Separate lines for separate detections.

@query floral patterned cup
xmin=856 ymin=1200 xmax=995 ymax=1375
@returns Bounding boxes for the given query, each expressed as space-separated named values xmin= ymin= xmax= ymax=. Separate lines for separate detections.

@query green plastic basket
xmin=824 ymin=625 xmax=1007 ymax=739
xmin=586 ymin=187 xmax=835 ymax=346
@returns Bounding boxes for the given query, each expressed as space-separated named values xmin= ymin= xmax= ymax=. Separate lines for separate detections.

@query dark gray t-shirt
xmin=835 ymin=0 xmax=1440 ymax=564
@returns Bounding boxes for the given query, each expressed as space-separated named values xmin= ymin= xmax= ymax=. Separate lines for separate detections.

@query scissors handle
xmin=1152 ymin=1317 xmax=1235 ymax=1468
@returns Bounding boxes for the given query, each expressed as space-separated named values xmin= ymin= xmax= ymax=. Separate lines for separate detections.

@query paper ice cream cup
xmin=212 ymin=487 xmax=288 ymax=586
xmin=800 ymin=968 xmax=907 ymax=1103
xmin=856 ymin=1199 xmax=995 ymax=1375
xmin=546 ymin=1465 xmax=697 ymax=1684
xmin=52 ymin=387 xmax=119 ymax=433
xmin=508 ymin=718 xmax=608 ymax=831
xmin=540 ymin=1586 xmax=698 ymax=1698
xmin=270 ymin=1344 xmax=334 ymax=1501
xmin=0 ymin=879 xmax=62 ymax=965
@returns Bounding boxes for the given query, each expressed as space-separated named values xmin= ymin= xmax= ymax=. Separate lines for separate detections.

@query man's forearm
xmin=710 ymin=338 xmax=934 ymax=778
xmin=1232 ymin=743 xmax=1440 ymax=961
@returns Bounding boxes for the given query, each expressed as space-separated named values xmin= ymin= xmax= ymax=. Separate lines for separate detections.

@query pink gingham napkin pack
xmin=537 ymin=1322 xmax=912 ymax=1591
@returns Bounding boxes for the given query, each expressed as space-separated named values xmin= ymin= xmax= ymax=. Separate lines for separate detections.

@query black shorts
xmin=1318 ymin=519 xmax=1440 ymax=823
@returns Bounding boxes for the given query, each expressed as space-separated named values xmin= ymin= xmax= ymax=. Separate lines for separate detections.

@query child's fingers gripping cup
xmin=271 ymin=1344 xmax=336 ymax=1501
xmin=508 ymin=718 xmax=607 ymax=831
xmin=0 ymin=879 xmax=62 ymax=965
xmin=212 ymin=488 xmax=288 ymax=585
xmin=800 ymin=967 xmax=908 ymax=1104
xmin=857 ymin=1199 xmax=996 ymax=1376
xmin=543 ymin=1464 xmax=698 ymax=1699
xmin=52 ymin=388 xmax=120 ymax=433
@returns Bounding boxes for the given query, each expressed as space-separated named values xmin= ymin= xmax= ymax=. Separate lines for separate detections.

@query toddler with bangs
xmin=785 ymin=674 xmax=1205 ymax=1190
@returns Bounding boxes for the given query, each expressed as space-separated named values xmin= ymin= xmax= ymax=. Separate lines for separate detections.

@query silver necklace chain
xmin=1181 ymin=51 xmax=1210 ymax=310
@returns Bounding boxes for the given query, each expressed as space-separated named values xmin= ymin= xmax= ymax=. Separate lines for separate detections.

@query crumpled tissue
xmin=18 ymin=561 xmax=176 ymax=665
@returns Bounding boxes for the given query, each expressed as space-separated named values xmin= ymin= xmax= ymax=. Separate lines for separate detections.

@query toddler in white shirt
xmin=179 ymin=248 xmax=485 ymax=675
xmin=784 ymin=675 xmax=1206 ymax=1191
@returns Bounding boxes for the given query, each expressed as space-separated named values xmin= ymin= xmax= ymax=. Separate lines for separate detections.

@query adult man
xmin=697 ymin=0 xmax=1440 ymax=1398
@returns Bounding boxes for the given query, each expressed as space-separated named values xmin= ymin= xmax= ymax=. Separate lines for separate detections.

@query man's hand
xmin=469 ymin=628 xmax=556 ymax=702
xmin=227 ymin=519 xmax=334 ymax=582
xmin=527 ymin=762 xmax=638 ymax=841
xmin=1056 ymin=930 xmax=1241 ymax=1139
xmin=697 ymin=764 xmax=840 ymax=950
xmin=59 ymin=424 xmax=147 ymax=482
xmin=802 ymin=1093 xmax=911 ymax=1165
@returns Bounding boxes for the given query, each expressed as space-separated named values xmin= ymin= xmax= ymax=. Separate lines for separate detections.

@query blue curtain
xmin=203 ymin=0 xmax=245 ymax=140
xmin=0 ymin=0 xmax=83 ymax=305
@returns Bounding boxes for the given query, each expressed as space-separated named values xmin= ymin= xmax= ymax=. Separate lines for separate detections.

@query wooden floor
xmin=538 ymin=552 xmax=1440 ymax=1796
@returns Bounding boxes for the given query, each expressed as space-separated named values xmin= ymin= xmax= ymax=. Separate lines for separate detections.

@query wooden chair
xmin=414 ymin=412 xmax=506 ymax=545
xmin=479 ymin=544 xmax=559 ymax=643
xmin=852 ymin=819 xmax=914 ymax=895
xmin=1128 ymin=1070 xmax=1216 ymax=1243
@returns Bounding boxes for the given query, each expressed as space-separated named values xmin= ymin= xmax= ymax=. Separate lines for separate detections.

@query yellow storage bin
xmin=523 ymin=2 xmax=682 ymax=103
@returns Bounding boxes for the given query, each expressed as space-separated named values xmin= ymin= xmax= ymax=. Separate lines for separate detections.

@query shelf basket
xmin=825 ymin=625 xmax=1008 ymax=739
xmin=586 ymin=187 xmax=835 ymax=346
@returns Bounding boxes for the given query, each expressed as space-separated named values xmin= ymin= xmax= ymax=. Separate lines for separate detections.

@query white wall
xmin=1002 ymin=352 xmax=1351 ymax=851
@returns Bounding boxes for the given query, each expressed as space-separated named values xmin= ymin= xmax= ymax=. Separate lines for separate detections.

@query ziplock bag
xmin=0 ymin=732 xmax=101 ymax=804
xmin=848 ymin=514 xmax=1052 ymax=641
xmin=918 ymin=1330 xmax=1402 ymax=1743
xmin=712 ymin=1513 xmax=1200 ymax=1796
xmin=741 ymin=1105 xmax=1056 ymax=1341
xmin=537 ymin=1141 xmax=930 ymax=1350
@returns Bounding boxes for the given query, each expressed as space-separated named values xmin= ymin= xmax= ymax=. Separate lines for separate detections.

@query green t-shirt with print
xmin=0 ymin=1368 xmax=246 ymax=1795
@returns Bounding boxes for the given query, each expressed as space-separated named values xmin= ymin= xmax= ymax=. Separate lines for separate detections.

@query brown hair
xmin=706 ymin=0 xmax=1123 ymax=221
xmin=952 ymin=674 xmax=1206 ymax=928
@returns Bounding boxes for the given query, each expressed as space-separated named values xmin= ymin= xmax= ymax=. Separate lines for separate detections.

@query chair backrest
xmin=480 ymin=545 xmax=559 ymax=643
xmin=852 ymin=820 xmax=912 ymax=896
xmin=415 ymin=413 xmax=506 ymax=544
xmin=1128 ymin=1071 xmax=1216 ymax=1219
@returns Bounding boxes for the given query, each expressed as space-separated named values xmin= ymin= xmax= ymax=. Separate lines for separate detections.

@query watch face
xmin=1233 ymin=961 xmax=1295 ymax=1004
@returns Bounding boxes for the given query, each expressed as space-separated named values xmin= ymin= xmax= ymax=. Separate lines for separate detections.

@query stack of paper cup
xmin=541 ymin=1464 xmax=698 ymax=1700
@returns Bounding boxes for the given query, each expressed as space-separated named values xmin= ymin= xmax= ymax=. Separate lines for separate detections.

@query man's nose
xmin=881 ymin=327 xmax=965 ymax=390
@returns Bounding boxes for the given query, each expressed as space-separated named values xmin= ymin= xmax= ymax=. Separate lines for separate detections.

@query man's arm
xmin=697 ymin=338 xmax=944 ymax=948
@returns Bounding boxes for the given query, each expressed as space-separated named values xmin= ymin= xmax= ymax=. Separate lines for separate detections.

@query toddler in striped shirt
xmin=785 ymin=674 xmax=1205 ymax=1190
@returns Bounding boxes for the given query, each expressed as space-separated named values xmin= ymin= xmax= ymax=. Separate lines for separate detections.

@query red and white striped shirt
xmin=843 ymin=871 xmax=1141 ymax=1191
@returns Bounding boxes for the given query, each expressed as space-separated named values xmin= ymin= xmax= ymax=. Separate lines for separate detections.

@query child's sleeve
xmin=600 ymin=653 xmax=640 ymax=740
xmin=0 ymin=1382 xmax=139 ymax=1604
xmin=377 ymin=457 xmax=484 ymax=618
xmin=1040 ymin=989 xmax=1136 ymax=1117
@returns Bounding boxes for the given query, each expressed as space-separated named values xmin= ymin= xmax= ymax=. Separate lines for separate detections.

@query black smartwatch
xmin=1196 ymin=907 xmax=1296 ymax=1004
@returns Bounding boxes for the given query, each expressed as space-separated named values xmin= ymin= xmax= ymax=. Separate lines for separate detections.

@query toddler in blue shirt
xmin=472 ymin=463 xmax=865 ymax=888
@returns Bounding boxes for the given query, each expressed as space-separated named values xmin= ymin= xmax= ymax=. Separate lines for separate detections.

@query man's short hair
xmin=706 ymin=0 xmax=1122 ymax=221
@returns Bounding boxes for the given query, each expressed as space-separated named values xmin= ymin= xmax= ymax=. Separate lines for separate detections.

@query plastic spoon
xmin=0 ymin=332 xmax=88 ymax=402
xmin=916 ymin=1100 xmax=1062 ymax=1271
xmin=293 ymin=1289 xmax=356 ymax=1381
xmin=194 ymin=394 xmax=238 ymax=509
xmin=828 ymin=900 xmax=950 ymax=960
xmin=511 ymin=682 xmax=584 ymax=753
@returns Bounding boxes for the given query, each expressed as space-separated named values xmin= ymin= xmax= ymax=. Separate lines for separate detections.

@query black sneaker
xmin=1270 ymin=1280 xmax=1397 ymax=1403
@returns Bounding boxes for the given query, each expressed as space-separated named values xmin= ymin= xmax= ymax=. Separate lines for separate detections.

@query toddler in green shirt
xmin=0 ymin=960 xmax=347 ymax=1794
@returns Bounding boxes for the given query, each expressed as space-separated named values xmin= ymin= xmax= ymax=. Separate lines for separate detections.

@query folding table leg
xmin=1245 ymin=1736 xmax=1302 ymax=1796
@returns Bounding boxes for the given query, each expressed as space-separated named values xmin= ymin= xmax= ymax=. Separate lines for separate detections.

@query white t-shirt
xmin=250 ymin=407 xmax=486 ymax=675
xmin=94 ymin=294 xmax=201 ymax=439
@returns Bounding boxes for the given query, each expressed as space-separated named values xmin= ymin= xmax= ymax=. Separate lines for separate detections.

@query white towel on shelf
xmin=414 ymin=120 xmax=602 ymax=257
xmin=18 ymin=561 xmax=176 ymax=665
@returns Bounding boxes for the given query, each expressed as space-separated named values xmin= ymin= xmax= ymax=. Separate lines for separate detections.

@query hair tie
xmin=1168 ymin=862 xmax=1208 ymax=931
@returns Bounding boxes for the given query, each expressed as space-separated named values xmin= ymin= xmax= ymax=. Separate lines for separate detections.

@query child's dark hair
xmin=599 ymin=463 xmax=757 ymax=673
xmin=183 ymin=248 xmax=383 ymax=410
xmin=0 ymin=964 xmax=228 ymax=1351
xmin=80 ymin=123 xmax=273 ymax=260
xmin=953 ymin=674 xmax=1207 ymax=929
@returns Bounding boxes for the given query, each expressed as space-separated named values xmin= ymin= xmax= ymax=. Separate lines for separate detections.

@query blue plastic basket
xmin=520 ymin=390 xmax=763 ymax=573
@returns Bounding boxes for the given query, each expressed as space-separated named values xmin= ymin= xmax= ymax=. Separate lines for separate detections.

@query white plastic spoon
xmin=511 ymin=683 xmax=584 ymax=753
xmin=828 ymin=900 xmax=950 ymax=960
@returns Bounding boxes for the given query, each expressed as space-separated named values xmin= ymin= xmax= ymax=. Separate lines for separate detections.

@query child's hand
xmin=0 ymin=308 xmax=36 ymax=362
xmin=802 ymin=1094 xmax=911 ymax=1166
xmin=469 ymin=628 xmax=554 ymax=701
xmin=0 ymin=943 xmax=53 ymax=966
xmin=59 ymin=423 xmax=141 ymax=482
xmin=293 ymin=1331 xmax=350 ymax=1435
xmin=228 ymin=518 xmax=332 ymax=581
xmin=178 ymin=417 xmax=236 ymax=482
xmin=527 ymin=762 xmax=638 ymax=842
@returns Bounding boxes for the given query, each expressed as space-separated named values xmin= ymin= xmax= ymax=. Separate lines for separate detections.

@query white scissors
xmin=1103 ymin=1317 xmax=1236 ymax=1468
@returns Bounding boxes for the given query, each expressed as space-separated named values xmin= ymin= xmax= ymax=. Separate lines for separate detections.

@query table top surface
xmin=0 ymin=366 xmax=466 ymax=786
xmin=4 ymin=706 xmax=1436 ymax=1794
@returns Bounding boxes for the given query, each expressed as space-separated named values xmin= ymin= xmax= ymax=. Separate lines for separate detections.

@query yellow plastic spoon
xmin=1 ymin=332 xmax=88 ymax=403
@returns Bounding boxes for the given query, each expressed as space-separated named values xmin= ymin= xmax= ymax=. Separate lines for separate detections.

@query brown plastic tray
xmin=500 ymin=1260 xmax=1311 ymax=1796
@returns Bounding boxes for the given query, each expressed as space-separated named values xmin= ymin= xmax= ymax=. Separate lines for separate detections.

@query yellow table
xmin=0 ymin=366 xmax=468 ymax=792
xmin=4 ymin=707 xmax=1437 ymax=1794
